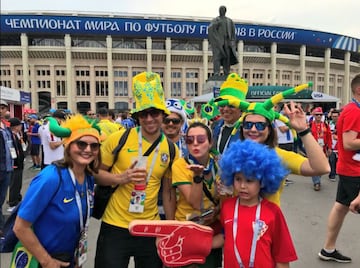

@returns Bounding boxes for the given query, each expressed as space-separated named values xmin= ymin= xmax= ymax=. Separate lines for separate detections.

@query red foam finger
xmin=129 ymin=220 xmax=213 ymax=237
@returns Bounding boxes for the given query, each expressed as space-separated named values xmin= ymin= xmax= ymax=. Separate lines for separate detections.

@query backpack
xmin=92 ymin=128 xmax=176 ymax=219
xmin=0 ymin=164 xmax=62 ymax=253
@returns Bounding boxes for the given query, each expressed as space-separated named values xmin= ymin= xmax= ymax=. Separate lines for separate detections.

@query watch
xmin=193 ymin=175 xmax=204 ymax=184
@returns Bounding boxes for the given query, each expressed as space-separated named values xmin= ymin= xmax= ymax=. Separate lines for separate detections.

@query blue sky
xmin=1 ymin=0 xmax=359 ymax=38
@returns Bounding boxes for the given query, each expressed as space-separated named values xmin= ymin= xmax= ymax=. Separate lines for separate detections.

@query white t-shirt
xmin=39 ymin=123 xmax=64 ymax=165
xmin=275 ymin=120 xmax=293 ymax=144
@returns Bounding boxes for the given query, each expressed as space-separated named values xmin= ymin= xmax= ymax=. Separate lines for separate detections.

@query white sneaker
xmin=7 ymin=206 xmax=16 ymax=213
xmin=352 ymin=153 xmax=360 ymax=162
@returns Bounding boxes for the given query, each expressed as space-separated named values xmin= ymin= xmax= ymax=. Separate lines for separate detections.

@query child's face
xmin=233 ymin=172 xmax=261 ymax=206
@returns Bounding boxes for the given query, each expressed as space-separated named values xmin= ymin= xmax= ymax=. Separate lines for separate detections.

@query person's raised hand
xmin=283 ymin=101 xmax=308 ymax=132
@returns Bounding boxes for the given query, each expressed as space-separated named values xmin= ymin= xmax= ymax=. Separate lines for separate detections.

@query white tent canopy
xmin=190 ymin=91 xmax=340 ymax=105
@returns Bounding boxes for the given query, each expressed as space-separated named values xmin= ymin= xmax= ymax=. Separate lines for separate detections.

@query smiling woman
xmin=11 ymin=114 xmax=103 ymax=268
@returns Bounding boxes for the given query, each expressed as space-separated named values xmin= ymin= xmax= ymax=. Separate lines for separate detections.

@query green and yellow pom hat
xmin=48 ymin=114 xmax=105 ymax=147
xmin=201 ymin=98 xmax=220 ymax=120
xmin=214 ymin=73 xmax=248 ymax=104
xmin=131 ymin=72 xmax=170 ymax=115
xmin=216 ymin=82 xmax=313 ymax=132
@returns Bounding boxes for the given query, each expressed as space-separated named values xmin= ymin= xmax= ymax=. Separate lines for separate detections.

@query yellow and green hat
xmin=240 ymin=82 xmax=312 ymax=123
xmin=216 ymin=82 xmax=313 ymax=133
xmin=48 ymin=114 xmax=105 ymax=147
xmin=215 ymin=73 xmax=248 ymax=103
xmin=131 ymin=72 xmax=170 ymax=115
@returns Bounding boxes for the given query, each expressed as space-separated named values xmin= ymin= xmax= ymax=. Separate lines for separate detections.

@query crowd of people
xmin=0 ymin=72 xmax=359 ymax=267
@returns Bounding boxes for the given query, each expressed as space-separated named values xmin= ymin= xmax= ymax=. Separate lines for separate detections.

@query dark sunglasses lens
xmin=76 ymin=140 xmax=100 ymax=151
xmin=76 ymin=141 xmax=88 ymax=150
xmin=164 ymin=118 xmax=181 ymax=124
xmin=139 ymin=109 xmax=161 ymax=118
xmin=197 ymin=135 xmax=207 ymax=144
xmin=149 ymin=110 xmax=160 ymax=117
xmin=243 ymin=121 xmax=267 ymax=131
xmin=185 ymin=135 xmax=207 ymax=144
xmin=185 ymin=136 xmax=194 ymax=144
xmin=90 ymin=143 xmax=100 ymax=150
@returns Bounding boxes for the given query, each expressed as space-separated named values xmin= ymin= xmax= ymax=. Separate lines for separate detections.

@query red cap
xmin=312 ymin=107 xmax=323 ymax=114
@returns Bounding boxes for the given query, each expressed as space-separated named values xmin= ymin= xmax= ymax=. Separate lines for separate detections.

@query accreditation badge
xmin=75 ymin=229 xmax=88 ymax=267
xmin=129 ymin=189 xmax=146 ymax=213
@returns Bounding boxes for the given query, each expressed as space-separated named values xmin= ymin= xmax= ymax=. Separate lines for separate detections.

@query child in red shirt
xmin=217 ymin=140 xmax=298 ymax=268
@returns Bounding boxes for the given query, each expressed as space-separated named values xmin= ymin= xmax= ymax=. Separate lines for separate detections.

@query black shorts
xmin=30 ymin=144 xmax=40 ymax=156
xmin=336 ymin=175 xmax=360 ymax=206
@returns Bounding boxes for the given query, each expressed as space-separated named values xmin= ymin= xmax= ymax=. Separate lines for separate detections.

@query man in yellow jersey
xmin=94 ymin=72 xmax=179 ymax=268
xmin=97 ymin=107 xmax=122 ymax=138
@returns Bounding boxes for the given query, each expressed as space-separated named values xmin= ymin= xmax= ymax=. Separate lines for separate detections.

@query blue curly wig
xmin=219 ymin=140 xmax=289 ymax=194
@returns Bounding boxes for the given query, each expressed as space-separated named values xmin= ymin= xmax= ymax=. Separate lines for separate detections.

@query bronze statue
xmin=208 ymin=6 xmax=238 ymax=77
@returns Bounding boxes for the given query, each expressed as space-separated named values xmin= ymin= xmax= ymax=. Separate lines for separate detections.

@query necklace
xmin=76 ymin=181 xmax=86 ymax=198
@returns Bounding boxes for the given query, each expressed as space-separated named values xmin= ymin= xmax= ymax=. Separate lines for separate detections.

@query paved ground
xmin=1 ymin=157 xmax=359 ymax=267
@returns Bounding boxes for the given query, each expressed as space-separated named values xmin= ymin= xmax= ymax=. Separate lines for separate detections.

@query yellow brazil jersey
xmin=97 ymin=119 xmax=122 ymax=138
xmin=264 ymin=147 xmax=306 ymax=206
xmin=172 ymin=157 xmax=218 ymax=221
xmin=101 ymin=127 xmax=178 ymax=228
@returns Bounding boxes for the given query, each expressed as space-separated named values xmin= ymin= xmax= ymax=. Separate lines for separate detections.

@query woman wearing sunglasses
xmin=212 ymin=83 xmax=328 ymax=208
xmin=12 ymin=114 xmax=103 ymax=268
xmin=171 ymin=120 xmax=222 ymax=268
xmin=238 ymin=101 xmax=330 ymax=205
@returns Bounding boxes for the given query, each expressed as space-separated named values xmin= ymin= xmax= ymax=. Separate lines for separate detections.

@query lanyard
xmin=68 ymin=168 xmax=90 ymax=231
xmin=217 ymin=124 xmax=234 ymax=155
xmin=176 ymin=138 xmax=183 ymax=158
xmin=233 ymin=197 xmax=262 ymax=268
xmin=199 ymin=165 xmax=217 ymax=211
xmin=137 ymin=127 xmax=160 ymax=184
xmin=352 ymin=98 xmax=360 ymax=109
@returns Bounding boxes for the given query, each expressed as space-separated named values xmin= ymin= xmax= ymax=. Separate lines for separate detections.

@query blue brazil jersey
xmin=18 ymin=165 xmax=94 ymax=256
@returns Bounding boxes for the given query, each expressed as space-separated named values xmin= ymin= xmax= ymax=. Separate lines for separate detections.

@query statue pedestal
xmin=203 ymin=75 xmax=226 ymax=97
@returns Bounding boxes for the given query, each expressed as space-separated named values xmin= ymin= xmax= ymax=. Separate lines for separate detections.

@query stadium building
xmin=0 ymin=11 xmax=359 ymax=115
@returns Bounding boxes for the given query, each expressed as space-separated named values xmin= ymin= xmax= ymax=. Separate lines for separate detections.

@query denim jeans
xmin=312 ymin=175 xmax=321 ymax=185
xmin=328 ymin=151 xmax=338 ymax=178
xmin=0 ymin=170 xmax=12 ymax=230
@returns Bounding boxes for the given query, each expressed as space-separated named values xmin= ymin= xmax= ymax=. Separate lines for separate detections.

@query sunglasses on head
xmin=163 ymin=117 xmax=181 ymax=125
xmin=138 ymin=109 xmax=162 ymax=119
xmin=75 ymin=140 xmax=100 ymax=151
xmin=243 ymin=121 xmax=268 ymax=131
xmin=185 ymin=134 xmax=207 ymax=145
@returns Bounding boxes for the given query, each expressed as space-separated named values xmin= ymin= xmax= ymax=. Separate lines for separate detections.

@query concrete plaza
xmin=1 ymin=158 xmax=359 ymax=267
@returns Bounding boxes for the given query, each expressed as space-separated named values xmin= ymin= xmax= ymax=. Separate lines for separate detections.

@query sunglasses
xmin=138 ymin=109 xmax=162 ymax=119
xmin=163 ymin=117 xmax=181 ymax=125
xmin=218 ymin=104 xmax=236 ymax=109
xmin=243 ymin=121 xmax=268 ymax=131
xmin=87 ymin=113 xmax=95 ymax=116
xmin=315 ymin=114 xmax=323 ymax=116
xmin=185 ymin=134 xmax=207 ymax=145
xmin=75 ymin=140 xmax=100 ymax=151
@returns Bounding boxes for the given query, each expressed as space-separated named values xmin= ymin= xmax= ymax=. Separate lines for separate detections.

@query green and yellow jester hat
xmin=216 ymin=82 xmax=313 ymax=133
xmin=214 ymin=73 xmax=248 ymax=103
xmin=48 ymin=114 xmax=105 ymax=147
xmin=201 ymin=98 xmax=220 ymax=120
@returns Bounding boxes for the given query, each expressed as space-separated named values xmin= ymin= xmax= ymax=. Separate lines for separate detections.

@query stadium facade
xmin=0 ymin=11 xmax=359 ymax=114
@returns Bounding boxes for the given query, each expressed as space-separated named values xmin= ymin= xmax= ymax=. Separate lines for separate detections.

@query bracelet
xmin=297 ymin=128 xmax=311 ymax=137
